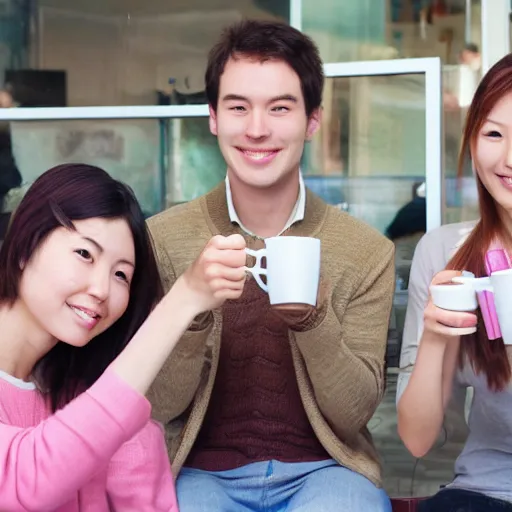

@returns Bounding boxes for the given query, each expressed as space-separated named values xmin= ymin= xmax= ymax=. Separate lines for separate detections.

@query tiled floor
xmin=369 ymin=372 xmax=468 ymax=498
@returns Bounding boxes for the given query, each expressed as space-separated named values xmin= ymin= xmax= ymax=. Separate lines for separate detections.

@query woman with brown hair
xmin=397 ymin=53 xmax=512 ymax=512
xmin=0 ymin=163 xmax=247 ymax=510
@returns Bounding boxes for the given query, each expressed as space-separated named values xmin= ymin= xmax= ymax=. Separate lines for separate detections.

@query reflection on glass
xmin=3 ymin=116 xmax=225 ymax=216
xmin=442 ymin=40 xmax=481 ymax=225
xmin=303 ymin=74 xmax=426 ymax=237
xmin=302 ymin=0 xmax=481 ymax=64
xmin=166 ymin=117 xmax=224 ymax=206
xmin=6 ymin=119 xmax=162 ymax=216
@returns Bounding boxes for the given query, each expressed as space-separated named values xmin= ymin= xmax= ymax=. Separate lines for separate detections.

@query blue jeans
xmin=176 ymin=459 xmax=391 ymax=511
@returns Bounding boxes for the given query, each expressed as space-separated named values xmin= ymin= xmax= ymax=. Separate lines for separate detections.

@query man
xmin=459 ymin=43 xmax=481 ymax=72
xmin=444 ymin=43 xmax=482 ymax=111
xmin=148 ymin=20 xmax=395 ymax=511
xmin=0 ymin=88 xmax=22 ymax=242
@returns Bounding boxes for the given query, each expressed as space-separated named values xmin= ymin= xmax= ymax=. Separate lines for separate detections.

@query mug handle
xmin=452 ymin=276 xmax=501 ymax=339
xmin=245 ymin=247 xmax=268 ymax=292
xmin=451 ymin=276 xmax=491 ymax=290
xmin=477 ymin=288 xmax=502 ymax=340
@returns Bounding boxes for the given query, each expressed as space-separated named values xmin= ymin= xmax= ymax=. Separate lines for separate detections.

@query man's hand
xmin=271 ymin=278 xmax=329 ymax=331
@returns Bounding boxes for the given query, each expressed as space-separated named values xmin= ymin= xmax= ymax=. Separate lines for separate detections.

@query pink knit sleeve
xmin=0 ymin=369 xmax=150 ymax=511
xmin=107 ymin=419 xmax=179 ymax=511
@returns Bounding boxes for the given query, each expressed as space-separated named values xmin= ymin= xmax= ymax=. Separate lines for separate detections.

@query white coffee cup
xmin=245 ymin=236 xmax=321 ymax=306
xmin=429 ymin=281 xmax=478 ymax=312
xmin=452 ymin=269 xmax=512 ymax=345
xmin=429 ymin=278 xmax=479 ymax=336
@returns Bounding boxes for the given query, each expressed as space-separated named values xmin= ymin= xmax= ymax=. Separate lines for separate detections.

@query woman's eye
xmin=75 ymin=249 xmax=92 ymax=260
xmin=115 ymin=270 xmax=129 ymax=283
xmin=485 ymin=130 xmax=502 ymax=138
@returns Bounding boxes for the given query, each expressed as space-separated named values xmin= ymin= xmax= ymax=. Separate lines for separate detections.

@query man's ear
xmin=209 ymin=105 xmax=218 ymax=136
xmin=306 ymin=107 xmax=322 ymax=140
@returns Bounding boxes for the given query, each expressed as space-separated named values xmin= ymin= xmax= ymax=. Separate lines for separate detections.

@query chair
xmin=390 ymin=497 xmax=425 ymax=512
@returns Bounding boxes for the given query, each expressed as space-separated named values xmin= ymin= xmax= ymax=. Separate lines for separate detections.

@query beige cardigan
xmin=147 ymin=182 xmax=395 ymax=486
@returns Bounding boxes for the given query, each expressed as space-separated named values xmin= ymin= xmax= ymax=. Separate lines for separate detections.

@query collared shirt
xmin=225 ymin=174 xmax=305 ymax=238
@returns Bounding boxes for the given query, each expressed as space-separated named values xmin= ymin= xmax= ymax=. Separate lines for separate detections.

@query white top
xmin=225 ymin=173 xmax=306 ymax=237
xmin=0 ymin=369 xmax=36 ymax=390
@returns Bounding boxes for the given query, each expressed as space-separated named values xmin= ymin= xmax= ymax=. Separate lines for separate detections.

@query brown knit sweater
xmin=185 ymin=277 xmax=329 ymax=470
xmin=147 ymin=182 xmax=395 ymax=486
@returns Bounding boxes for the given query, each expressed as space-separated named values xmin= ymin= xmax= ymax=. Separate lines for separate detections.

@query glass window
xmin=5 ymin=119 xmax=163 ymax=215
xmin=165 ymin=117 xmax=224 ymax=206
xmin=303 ymin=74 xmax=425 ymax=238
xmin=301 ymin=1 xmax=482 ymax=229
xmin=1 ymin=116 xmax=226 ymax=218
xmin=301 ymin=0 xmax=481 ymax=65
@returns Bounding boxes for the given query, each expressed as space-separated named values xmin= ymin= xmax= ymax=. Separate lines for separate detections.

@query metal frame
xmin=323 ymin=57 xmax=443 ymax=232
xmin=289 ymin=0 xmax=302 ymax=31
xmin=0 ymin=58 xmax=442 ymax=230
xmin=0 ymin=104 xmax=209 ymax=121
xmin=464 ymin=0 xmax=472 ymax=44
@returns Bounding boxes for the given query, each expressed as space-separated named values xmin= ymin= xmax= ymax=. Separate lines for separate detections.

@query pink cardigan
xmin=0 ymin=368 xmax=178 ymax=511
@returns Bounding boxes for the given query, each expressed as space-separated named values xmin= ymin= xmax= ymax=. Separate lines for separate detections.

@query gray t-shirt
xmin=397 ymin=221 xmax=512 ymax=503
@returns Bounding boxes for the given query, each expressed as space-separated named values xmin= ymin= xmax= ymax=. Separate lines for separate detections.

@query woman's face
xmin=474 ymin=92 xmax=512 ymax=215
xmin=17 ymin=217 xmax=135 ymax=347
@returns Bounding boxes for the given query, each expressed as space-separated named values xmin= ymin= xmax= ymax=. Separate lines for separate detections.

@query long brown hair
xmin=447 ymin=54 xmax=512 ymax=391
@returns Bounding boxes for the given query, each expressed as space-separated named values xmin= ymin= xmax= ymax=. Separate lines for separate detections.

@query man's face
xmin=210 ymin=56 xmax=320 ymax=191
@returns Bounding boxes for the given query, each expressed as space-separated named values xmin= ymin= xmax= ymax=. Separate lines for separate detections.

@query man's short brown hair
xmin=205 ymin=19 xmax=324 ymax=117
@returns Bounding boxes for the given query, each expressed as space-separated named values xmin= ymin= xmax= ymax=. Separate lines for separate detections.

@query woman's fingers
xmin=424 ymin=301 xmax=478 ymax=337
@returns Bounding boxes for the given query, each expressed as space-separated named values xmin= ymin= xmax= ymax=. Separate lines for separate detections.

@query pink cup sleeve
xmin=479 ymin=248 xmax=510 ymax=339
xmin=485 ymin=249 xmax=511 ymax=275
xmin=477 ymin=290 xmax=502 ymax=340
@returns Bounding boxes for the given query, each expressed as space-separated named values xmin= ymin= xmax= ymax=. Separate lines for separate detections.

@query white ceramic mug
xmin=245 ymin=236 xmax=321 ymax=306
xmin=429 ymin=282 xmax=478 ymax=312
xmin=429 ymin=278 xmax=479 ymax=336
xmin=451 ymin=270 xmax=512 ymax=345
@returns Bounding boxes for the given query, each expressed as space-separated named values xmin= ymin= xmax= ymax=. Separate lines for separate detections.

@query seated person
xmin=0 ymin=163 xmax=247 ymax=510
xmin=397 ymin=53 xmax=512 ymax=512
xmin=386 ymin=182 xmax=426 ymax=288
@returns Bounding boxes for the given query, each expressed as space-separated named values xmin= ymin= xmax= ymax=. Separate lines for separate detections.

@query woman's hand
xmin=178 ymin=234 xmax=247 ymax=315
xmin=110 ymin=234 xmax=247 ymax=395
xmin=423 ymin=270 xmax=478 ymax=340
